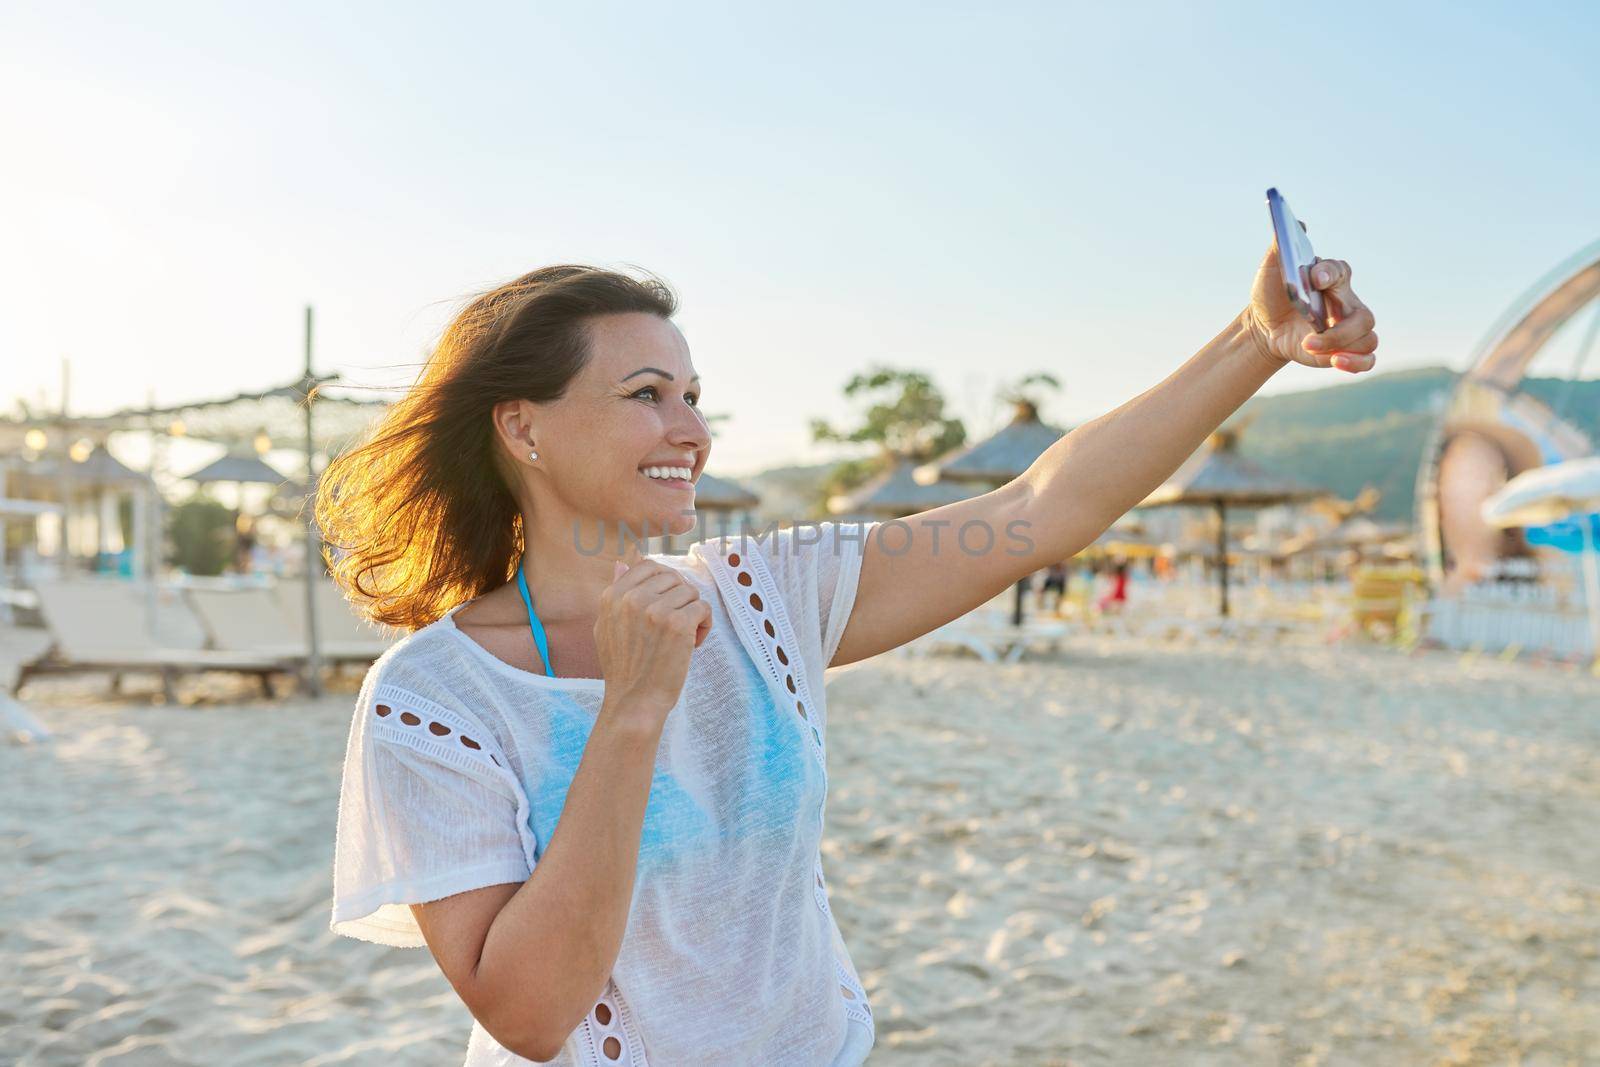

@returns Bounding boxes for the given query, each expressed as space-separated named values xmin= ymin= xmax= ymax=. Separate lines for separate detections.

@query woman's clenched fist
xmin=593 ymin=543 xmax=712 ymax=727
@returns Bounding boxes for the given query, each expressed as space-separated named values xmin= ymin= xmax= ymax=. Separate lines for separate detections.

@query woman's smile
xmin=640 ymin=470 xmax=695 ymax=490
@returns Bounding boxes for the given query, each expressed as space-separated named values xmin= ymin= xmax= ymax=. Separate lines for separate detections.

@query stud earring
xmin=528 ymin=448 xmax=538 ymax=461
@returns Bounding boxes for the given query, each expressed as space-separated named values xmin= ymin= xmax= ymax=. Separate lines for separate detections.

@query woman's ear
xmin=491 ymin=399 xmax=538 ymax=454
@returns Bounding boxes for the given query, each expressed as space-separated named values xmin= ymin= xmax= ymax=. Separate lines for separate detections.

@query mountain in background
xmin=1230 ymin=368 xmax=1599 ymax=521
xmin=722 ymin=368 xmax=1600 ymax=525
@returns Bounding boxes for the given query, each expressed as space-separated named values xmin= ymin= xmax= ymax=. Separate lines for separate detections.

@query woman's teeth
xmin=642 ymin=466 xmax=691 ymax=480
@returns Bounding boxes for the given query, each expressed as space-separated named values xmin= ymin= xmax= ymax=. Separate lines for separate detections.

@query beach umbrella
xmin=827 ymin=457 xmax=976 ymax=517
xmin=912 ymin=399 xmax=1066 ymax=487
xmin=180 ymin=453 xmax=290 ymax=486
xmin=12 ymin=448 xmax=151 ymax=486
xmin=662 ymin=472 xmax=760 ymax=551
xmin=8 ymin=448 xmax=155 ymax=575
xmin=691 ymin=471 xmax=760 ymax=510
xmin=1139 ymin=427 xmax=1331 ymax=616
xmin=913 ymin=399 xmax=1069 ymax=625
xmin=1281 ymin=517 xmax=1412 ymax=557
xmin=1481 ymin=456 xmax=1600 ymax=666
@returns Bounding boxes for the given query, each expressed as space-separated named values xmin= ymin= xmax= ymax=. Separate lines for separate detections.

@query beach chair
xmin=900 ymin=613 xmax=1069 ymax=664
xmin=1348 ymin=565 xmax=1423 ymax=642
xmin=16 ymin=581 xmax=298 ymax=702
xmin=185 ymin=581 xmax=394 ymax=671
xmin=269 ymin=579 xmax=396 ymax=662
xmin=185 ymin=586 xmax=308 ymax=659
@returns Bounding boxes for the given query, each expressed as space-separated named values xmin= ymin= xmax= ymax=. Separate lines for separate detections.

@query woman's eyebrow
xmin=621 ymin=367 xmax=701 ymax=384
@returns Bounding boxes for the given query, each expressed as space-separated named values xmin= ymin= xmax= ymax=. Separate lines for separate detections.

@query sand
xmin=3 ymin=633 xmax=1597 ymax=1066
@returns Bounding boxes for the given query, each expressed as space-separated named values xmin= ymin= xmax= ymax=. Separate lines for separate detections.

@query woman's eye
xmin=634 ymin=386 xmax=699 ymax=406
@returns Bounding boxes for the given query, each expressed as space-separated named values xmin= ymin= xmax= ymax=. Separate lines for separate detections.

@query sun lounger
xmin=900 ymin=614 xmax=1070 ymax=664
xmin=17 ymin=581 xmax=299 ymax=701
xmin=186 ymin=583 xmax=391 ymax=665
xmin=269 ymin=580 xmax=395 ymax=661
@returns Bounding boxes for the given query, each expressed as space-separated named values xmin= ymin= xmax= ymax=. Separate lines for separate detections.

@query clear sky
xmin=4 ymin=1 xmax=1597 ymax=475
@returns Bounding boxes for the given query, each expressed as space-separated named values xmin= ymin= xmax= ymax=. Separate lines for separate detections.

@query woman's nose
xmin=671 ymin=403 xmax=712 ymax=451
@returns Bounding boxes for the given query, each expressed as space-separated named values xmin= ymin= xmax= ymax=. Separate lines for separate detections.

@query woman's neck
xmin=517 ymin=512 xmax=642 ymax=625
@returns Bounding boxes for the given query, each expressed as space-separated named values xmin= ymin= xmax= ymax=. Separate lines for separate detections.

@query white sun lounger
xmin=186 ymin=583 xmax=392 ymax=665
xmin=899 ymin=615 xmax=1070 ymax=665
xmin=269 ymin=580 xmax=395 ymax=661
xmin=18 ymin=581 xmax=299 ymax=701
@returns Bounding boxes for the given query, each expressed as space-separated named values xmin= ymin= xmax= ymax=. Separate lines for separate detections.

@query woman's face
xmin=508 ymin=312 xmax=712 ymax=540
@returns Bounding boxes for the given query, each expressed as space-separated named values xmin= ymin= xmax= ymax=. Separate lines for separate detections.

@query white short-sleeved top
xmin=331 ymin=521 xmax=881 ymax=1066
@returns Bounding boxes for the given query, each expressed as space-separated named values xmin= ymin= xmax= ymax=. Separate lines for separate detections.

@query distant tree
xmin=167 ymin=494 xmax=236 ymax=576
xmin=808 ymin=367 xmax=967 ymax=510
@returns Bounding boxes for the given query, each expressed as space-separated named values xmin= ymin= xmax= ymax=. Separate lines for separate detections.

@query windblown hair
xmin=315 ymin=265 xmax=678 ymax=631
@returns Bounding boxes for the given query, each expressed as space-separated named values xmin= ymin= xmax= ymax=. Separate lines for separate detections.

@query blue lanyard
xmin=515 ymin=556 xmax=555 ymax=678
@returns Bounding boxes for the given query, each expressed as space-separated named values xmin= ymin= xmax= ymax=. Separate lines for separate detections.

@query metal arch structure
xmin=1415 ymin=238 xmax=1600 ymax=591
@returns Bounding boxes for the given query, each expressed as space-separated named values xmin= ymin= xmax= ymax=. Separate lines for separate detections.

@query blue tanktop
xmin=515 ymin=556 xmax=555 ymax=678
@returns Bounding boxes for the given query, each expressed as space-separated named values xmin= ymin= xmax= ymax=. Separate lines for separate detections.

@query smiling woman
xmin=318 ymin=265 xmax=877 ymax=1066
xmin=315 ymin=211 xmax=1381 ymax=1064
xmin=316 ymin=266 xmax=692 ymax=632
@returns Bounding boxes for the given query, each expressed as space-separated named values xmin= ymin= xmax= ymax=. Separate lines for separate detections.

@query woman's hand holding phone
xmin=1245 ymin=194 xmax=1379 ymax=375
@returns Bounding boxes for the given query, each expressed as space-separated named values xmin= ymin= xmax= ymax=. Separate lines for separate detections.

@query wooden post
xmin=301 ymin=306 xmax=324 ymax=697
xmin=1217 ymin=500 xmax=1230 ymax=618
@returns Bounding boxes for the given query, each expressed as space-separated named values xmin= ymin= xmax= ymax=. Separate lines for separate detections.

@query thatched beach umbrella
xmin=8 ymin=447 xmax=155 ymax=574
xmin=1140 ymin=427 xmax=1330 ymax=616
xmin=691 ymin=471 xmax=759 ymax=511
xmin=914 ymin=399 xmax=1069 ymax=625
xmin=912 ymin=398 xmax=1066 ymax=487
xmin=15 ymin=447 xmax=149 ymax=486
xmin=828 ymin=458 xmax=975 ymax=517
xmin=1281 ymin=517 xmax=1411 ymax=559
xmin=647 ymin=471 xmax=761 ymax=551
xmin=180 ymin=453 xmax=290 ymax=487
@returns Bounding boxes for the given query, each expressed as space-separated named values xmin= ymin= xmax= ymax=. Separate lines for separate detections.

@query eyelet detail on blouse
xmin=836 ymin=956 xmax=873 ymax=1028
xmin=370 ymin=688 xmax=514 ymax=782
xmin=706 ymin=536 xmax=824 ymax=758
xmin=700 ymin=534 xmax=874 ymax=1047
xmin=578 ymin=980 xmax=646 ymax=1066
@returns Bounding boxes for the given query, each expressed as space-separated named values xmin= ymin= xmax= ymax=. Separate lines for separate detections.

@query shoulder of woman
xmin=357 ymin=629 xmax=510 ymax=732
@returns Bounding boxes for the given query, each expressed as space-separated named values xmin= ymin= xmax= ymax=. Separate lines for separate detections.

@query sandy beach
xmin=4 ymin=632 xmax=1597 ymax=1066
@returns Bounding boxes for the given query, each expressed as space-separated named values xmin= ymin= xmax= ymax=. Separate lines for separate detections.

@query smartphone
xmin=1265 ymin=188 xmax=1327 ymax=331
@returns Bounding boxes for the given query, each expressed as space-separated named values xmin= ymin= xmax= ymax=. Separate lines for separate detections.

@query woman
xmin=325 ymin=242 xmax=1376 ymax=1064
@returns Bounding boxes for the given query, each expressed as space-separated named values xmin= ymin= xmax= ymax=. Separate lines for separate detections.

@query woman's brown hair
xmin=315 ymin=265 xmax=678 ymax=631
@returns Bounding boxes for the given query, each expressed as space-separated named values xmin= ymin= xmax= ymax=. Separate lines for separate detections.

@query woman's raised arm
xmin=829 ymin=237 xmax=1377 ymax=668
